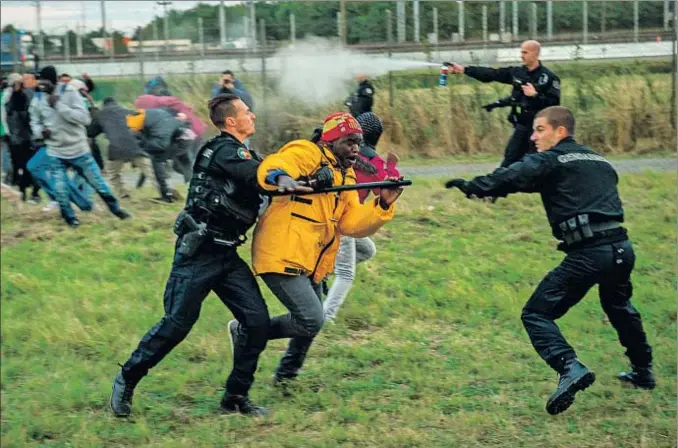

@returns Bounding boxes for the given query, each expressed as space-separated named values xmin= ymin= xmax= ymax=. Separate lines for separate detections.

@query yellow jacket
xmin=252 ymin=139 xmax=395 ymax=284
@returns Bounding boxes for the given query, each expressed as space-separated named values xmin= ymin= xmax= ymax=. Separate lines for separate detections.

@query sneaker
xmin=546 ymin=358 xmax=596 ymax=415
xmin=66 ymin=218 xmax=80 ymax=228
xmin=228 ymin=319 xmax=240 ymax=358
xmin=42 ymin=201 xmax=59 ymax=213
xmin=219 ymin=394 xmax=269 ymax=417
xmin=618 ymin=365 xmax=656 ymax=390
xmin=109 ymin=371 xmax=136 ymax=417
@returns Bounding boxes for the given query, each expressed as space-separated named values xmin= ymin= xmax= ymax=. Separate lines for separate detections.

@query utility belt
xmin=173 ymin=210 xmax=246 ymax=256
xmin=558 ymin=214 xmax=624 ymax=247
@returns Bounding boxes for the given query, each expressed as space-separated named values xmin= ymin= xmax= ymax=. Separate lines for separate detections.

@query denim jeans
xmin=262 ymin=274 xmax=324 ymax=379
xmin=323 ymin=236 xmax=377 ymax=321
xmin=27 ymin=147 xmax=92 ymax=211
xmin=50 ymin=153 xmax=121 ymax=222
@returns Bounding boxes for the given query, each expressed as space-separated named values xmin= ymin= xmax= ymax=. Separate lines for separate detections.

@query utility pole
xmin=100 ymin=0 xmax=108 ymax=57
xmin=219 ymin=0 xmax=227 ymax=48
xmin=633 ymin=0 xmax=639 ymax=43
xmin=76 ymin=1 xmax=85 ymax=57
xmin=36 ymin=0 xmax=44 ymax=58
xmin=530 ymin=2 xmax=537 ymax=39
xmin=413 ymin=0 xmax=420 ymax=43
xmin=138 ymin=26 xmax=145 ymax=92
xmin=64 ymin=29 xmax=71 ymax=62
xmin=259 ymin=19 xmax=267 ymax=138
xmin=583 ymin=0 xmax=588 ymax=44
xmin=157 ymin=1 xmax=172 ymax=55
xmin=601 ymin=0 xmax=606 ymax=33
xmin=387 ymin=9 xmax=393 ymax=108
xmin=482 ymin=5 xmax=488 ymax=49
xmin=499 ymin=1 xmax=506 ymax=40
xmin=153 ymin=19 xmax=159 ymax=60
xmin=198 ymin=17 xmax=204 ymax=57
xmin=397 ymin=0 xmax=405 ymax=43
xmin=547 ymin=0 xmax=553 ymax=41
xmin=433 ymin=7 xmax=439 ymax=58
xmin=340 ymin=0 xmax=347 ymax=45
xmin=665 ymin=0 xmax=671 ymax=31
xmin=249 ymin=0 xmax=256 ymax=49
xmin=458 ymin=1 xmax=464 ymax=43
xmin=512 ymin=1 xmax=518 ymax=41
xmin=290 ymin=13 xmax=296 ymax=46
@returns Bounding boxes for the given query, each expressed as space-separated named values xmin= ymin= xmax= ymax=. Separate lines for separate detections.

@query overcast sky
xmin=0 ymin=1 xmax=230 ymax=35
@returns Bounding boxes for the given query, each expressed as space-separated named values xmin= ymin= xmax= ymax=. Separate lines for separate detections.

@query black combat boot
xmin=618 ymin=365 xmax=656 ymax=390
xmin=113 ymin=208 xmax=132 ymax=220
xmin=109 ymin=371 xmax=137 ymax=417
xmin=220 ymin=394 xmax=269 ymax=417
xmin=546 ymin=358 xmax=596 ymax=415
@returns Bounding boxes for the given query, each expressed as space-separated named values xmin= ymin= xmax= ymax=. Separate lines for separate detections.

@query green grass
xmin=1 ymin=171 xmax=676 ymax=447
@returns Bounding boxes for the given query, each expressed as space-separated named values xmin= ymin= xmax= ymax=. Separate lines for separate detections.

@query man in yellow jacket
xmin=228 ymin=112 xmax=404 ymax=388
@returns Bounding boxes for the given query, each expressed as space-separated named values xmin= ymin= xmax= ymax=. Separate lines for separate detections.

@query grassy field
xmin=1 ymin=170 xmax=676 ymax=447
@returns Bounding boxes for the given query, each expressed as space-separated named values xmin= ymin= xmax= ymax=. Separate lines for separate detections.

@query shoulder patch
xmin=362 ymin=87 xmax=373 ymax=96
xmin=537 ymin=73 xmax=549 ymax=86
xmin=552 ymin=80 xmax=560 ymax=90
xmin=237 ymin=147 xmax=252 ymax=160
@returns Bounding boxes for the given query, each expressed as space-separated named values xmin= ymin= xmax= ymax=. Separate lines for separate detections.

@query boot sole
xmin=546 ymin=371 xmax=596 ymax=415
xmin=618 ymin=378 xmax=656 ymax=390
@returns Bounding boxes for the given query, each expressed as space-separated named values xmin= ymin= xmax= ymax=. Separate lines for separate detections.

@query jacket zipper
xmin=310 ymin=168 xmax=346 ymax=280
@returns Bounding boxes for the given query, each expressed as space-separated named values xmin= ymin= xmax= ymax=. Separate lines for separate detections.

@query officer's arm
xmin=465 ymin=153 xmax=555 ymax=197
xmin=527 ymin=74 xmax=561 ymax=109
xmin=338 ymin=190 xmax=394 ymax=238
xmin=256 ymin=142 xmax=321 ymax=191
xmin=464 ymin=66 xmax=515 ymax=85
xmin=213 ymin=145 xmax=261 ymax=187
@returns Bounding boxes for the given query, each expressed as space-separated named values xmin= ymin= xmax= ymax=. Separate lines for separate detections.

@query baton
xmin=271 ymin=179 xmax=413 ymax=196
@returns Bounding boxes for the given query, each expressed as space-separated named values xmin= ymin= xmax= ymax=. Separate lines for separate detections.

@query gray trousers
xmin=323 ymin=236 xmax=377 ymax=320
xmin=261 ymin=273 xmax=324 ymax=379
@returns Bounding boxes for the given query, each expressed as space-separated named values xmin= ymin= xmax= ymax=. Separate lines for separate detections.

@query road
xmin=121 ymin=157 xmax=676 ymax=190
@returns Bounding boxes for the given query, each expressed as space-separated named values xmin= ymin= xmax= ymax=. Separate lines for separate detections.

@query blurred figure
xmin=345 ymin=73 xmax=375 ymax=118
xmin=211 ymin=70 xmax=255 ymax=111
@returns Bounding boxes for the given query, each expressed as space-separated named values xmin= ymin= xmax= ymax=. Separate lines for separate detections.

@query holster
xmin=558 ymin=214 xmax=622 ymax=247
xmin=173 ymin=210 xmax=208 ymax=256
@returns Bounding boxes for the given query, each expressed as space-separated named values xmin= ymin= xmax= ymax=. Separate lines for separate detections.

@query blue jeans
xmin=50 ymin=153 xmax=121 ymax=222
xmin=27 ymin=147 xmax=92 ymax=211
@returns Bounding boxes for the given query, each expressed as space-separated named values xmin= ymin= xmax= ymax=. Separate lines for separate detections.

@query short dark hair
xmin=208 ymin=93 xmax=241 ymax=128
xmin=535 ymin=106 xmax=575 ymax=135
xmin=102 ymin=97 xmax=116 ymax=106
xmin=222 ymin=70 xmax=234 ymax=77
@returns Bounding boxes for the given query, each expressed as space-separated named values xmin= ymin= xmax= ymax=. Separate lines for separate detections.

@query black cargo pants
xmin=521 ymin=239 xmax=653 ymax=372
xmin=122 ymin=238 xmax=270 ymax=396
xmin=501 ymin=124 xmax=534 ymax=168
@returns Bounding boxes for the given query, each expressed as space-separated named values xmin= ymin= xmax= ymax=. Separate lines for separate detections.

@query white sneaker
xmin=42 ymin=201 xmax=59 ymax=213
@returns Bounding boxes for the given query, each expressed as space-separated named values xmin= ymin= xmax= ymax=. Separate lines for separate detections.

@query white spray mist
xmin=274 ymin=36 xmax=440 ymax=106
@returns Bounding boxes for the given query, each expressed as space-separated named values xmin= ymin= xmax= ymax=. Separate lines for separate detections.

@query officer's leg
xmin=500 ymin=126 xmax=531 ymax=168
xmin=212 ymin=252 xmax=270 ymax=397
xmin=521 ymin=251 xmax=598 ymax=372
xmin=599 ymin=241 xmax=653 ymax=368
xmin=121 ymin=248 xmax=215 ymax=384
xmin=262 ymin=274 xmax=324 ymax=380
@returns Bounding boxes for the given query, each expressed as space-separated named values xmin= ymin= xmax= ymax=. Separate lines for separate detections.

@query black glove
xmin=311 ymin=165 xmax=334 ymax=190
xmin=482 ymin=101 xmax=501 ymax=112
xmin=444 ymin=178 xmax=469 ymax=193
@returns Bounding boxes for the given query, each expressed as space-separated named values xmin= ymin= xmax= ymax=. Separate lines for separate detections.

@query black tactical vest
xmin=185 ymin=135 xmax=261 ymax=236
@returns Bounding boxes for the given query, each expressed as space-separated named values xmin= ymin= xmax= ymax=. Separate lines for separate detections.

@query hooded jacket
xmin=252 ymin=139 xmax=395 ymax=284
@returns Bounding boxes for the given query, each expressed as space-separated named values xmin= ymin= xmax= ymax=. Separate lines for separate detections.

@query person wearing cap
xmin=345 ymin=74 xmax=375 ymax=118
xmin=229 ymin=112 xmax=404 ymax=389
xmin=90 ymin=97 xmax=149 ymax=198
xmin=322 ymin=112 xmax=401 ymax=323
xmin=126 ymin=107 xmax=192 ymax=203
xmin=29 ymin=65 xmax=130 ymax=227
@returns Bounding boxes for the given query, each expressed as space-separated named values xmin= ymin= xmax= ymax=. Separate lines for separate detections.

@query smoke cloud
xmin=274 ymin=36 xmax=440 ymax=106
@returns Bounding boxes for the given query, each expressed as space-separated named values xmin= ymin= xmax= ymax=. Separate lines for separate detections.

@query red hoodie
xmin=355 ymin=152 xmax=400 ymax=204
xmin=134 ymin=95 xmax=208 ymax=138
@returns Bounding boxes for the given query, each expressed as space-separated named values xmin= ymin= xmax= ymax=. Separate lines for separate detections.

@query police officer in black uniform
xmin=109 ymin=94 xmax=302 ymax=418
xmin=345 ymin=74 xmax=375 ymax=118
xmin=447 ymin=40 xmax=560 ymax=167
xmin=445 ymin=106 xmax=654 ymax=416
